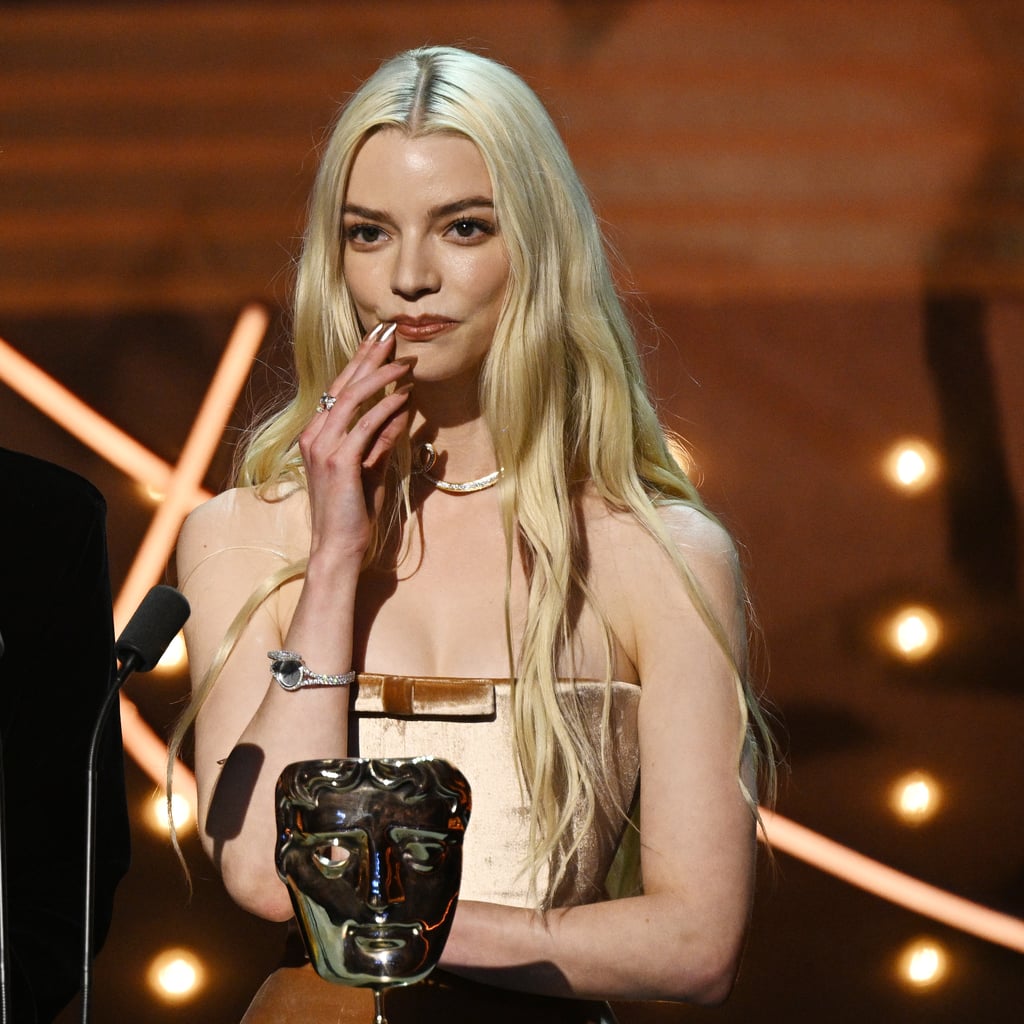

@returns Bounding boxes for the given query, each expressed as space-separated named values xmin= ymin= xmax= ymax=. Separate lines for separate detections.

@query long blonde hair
xmin=172 ymin=46 xmax=774 ymax=904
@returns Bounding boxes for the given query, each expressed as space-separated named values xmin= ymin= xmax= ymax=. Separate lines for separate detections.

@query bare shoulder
xmin=177 ymin=484 xmax=310 ymax=580
xmin=580 ymin=493 xmax=743 ymax=675
xmin=583 ymin=493 xmax=738 ymax=587
xmin=655 ymin=502 xmax=740 ymax=576
xmin=176 ymin=485 xmax=310 ymax=679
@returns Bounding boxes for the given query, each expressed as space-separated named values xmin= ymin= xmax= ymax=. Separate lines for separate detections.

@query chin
xmin=340 ymin=927 xmax=432 ymax=985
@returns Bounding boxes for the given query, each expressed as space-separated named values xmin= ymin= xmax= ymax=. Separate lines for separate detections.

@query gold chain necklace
xmin=412 ymin=443 xmax=502 ymax=494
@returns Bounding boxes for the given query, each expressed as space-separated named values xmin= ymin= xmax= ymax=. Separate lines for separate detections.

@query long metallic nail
xmin=367 ymin=323 xmax=385 ymax=343
xmin=377 ymin=322 xmax=398 ymax=343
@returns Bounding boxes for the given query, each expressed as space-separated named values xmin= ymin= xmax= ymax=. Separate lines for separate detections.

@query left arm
xmin=439 ymin=506 xmax=758 ymax=1005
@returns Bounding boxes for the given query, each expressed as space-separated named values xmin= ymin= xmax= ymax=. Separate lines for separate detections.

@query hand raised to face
xmin=297 ymin=320 xmax=413 ymax=564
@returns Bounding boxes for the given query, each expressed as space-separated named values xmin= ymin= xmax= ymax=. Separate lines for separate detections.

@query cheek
xmin=342 ymin=254 xmax=381 ymax=309
xmin=468 ymin=253 xmax=510 ymax=310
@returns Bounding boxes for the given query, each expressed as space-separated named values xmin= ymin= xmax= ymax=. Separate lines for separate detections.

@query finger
xmin=308 ymin=322 xmax=390 ymax=411
xmin=300 ymin=325 xmax=405 ymax=466
xmin=311 ymin=322 xmax=385 ymax=407
xmin=305 ymin=348 xmax=408 ymax=448
xmin=311 ymin=360 xmax=410 ymax=449
xmin=346 ymin=386 xmax=412 ymax=462
xmin=327 ymin=322 xmax=397 ymax=396
xmin=361 ymin=390 xmax=413 ymax=469
xmin=302 ymin=373 xmax=410 ymax=479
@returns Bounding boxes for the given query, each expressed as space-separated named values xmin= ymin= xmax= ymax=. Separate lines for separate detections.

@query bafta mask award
xmin=276 ymin=758 xmax=472 ymax=1024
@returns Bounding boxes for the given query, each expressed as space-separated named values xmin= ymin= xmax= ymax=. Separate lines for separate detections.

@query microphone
xmin=114 ymin=584 xmax=191 ymax=678
xmin=81 ymin=585 xmax=190 ymax=1024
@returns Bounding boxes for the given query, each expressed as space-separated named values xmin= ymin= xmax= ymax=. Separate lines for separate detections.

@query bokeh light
xmin=147 ymin=948 xmax=205 ymax=1001
xmin=890 ymin=771 xmax=941 ymax=824
xmin=897 ymin=938 xmax=949 ymax=989
xmin=155 ymin=631 xmax=187 ymax=672
xmin=140 ymin=481 xmax=166 ymax=503
xmin=148 ymin=791 xmax=194 ymax=835
xmin=883 ymin=438 xmax=940 ymax=493
xmin=884 ymin=605 xmax=942 ymax=661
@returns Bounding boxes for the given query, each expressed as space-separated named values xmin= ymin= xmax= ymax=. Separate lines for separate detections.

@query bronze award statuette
xmin=276 ymin=758 xmax=472 ymax=1023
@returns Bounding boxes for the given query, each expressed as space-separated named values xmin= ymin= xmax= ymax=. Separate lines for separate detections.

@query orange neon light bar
xmin=0 ymin=334 xmax=210 ymax=505
xmin=760 ymin=809 xmax=1024 ymax=954
xmin=113 ymin=304 xmax=269 ymax=629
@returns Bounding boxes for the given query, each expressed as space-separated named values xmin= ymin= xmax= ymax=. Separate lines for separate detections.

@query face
xmin=277 ymin=759 xmax=471 ymax=988
xmin=341 ymin=129 xmax=511 ymax=385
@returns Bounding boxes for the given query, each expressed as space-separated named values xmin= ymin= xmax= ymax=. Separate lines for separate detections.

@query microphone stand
xmin=80 ymin=651 xmax=145 ymax=1024
xmin=80 ymin=584 xmax=189 ymax=1024
xmin=0 ymin=627 xmax=9 ymax=1024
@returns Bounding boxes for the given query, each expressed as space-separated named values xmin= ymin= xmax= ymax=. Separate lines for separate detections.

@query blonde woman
xmin=174 ymin=46 xmax=773 ymax=1023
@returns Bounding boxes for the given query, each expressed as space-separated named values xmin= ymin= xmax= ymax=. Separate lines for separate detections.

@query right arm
xmin=179 ymin=323 xmax=409 ymax=921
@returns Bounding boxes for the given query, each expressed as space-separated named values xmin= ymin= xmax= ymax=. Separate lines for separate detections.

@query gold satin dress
xmin=242 ymin=672 xmax=641 ymax=1023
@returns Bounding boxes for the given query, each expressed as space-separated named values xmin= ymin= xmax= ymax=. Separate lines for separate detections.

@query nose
xmin=366 ymin=846 xmax=404 ymax=911
xmin=367 ymin=847 xmax=387 ymax=910
xmin=390 ymin=237 xmax=440 ymax=302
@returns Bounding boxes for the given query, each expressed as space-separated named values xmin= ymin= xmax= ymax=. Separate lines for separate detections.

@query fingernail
xmin=367 ymin=323 xmax=385 ymax=343
xmin=378 ymin=322 xmax=398 ymax=343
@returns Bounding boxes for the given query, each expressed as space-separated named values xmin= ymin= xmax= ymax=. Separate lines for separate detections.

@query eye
xmin=402 ymin=840 xmax=445 ymax=873
xmin=447 ymin=218 xmax=494 ymax=242
xmin=391 ymin=828 xmax=449 ymax=873
xmin=345 ymin=223 xmax=388 ymax=246
xmin=312 ymin=838 xmax=356 ymax=878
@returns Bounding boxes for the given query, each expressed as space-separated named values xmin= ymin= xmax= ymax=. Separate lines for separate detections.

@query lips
xmin=389 ymin=316 xmax=457 ymax=341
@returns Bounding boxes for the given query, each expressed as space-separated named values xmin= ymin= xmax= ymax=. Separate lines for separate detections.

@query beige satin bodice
xmin=351 ymin=674 xmax=641 ymax=910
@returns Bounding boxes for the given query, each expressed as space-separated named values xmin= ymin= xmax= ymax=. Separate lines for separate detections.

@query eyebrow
xmin=342 ymin=196 xmax=495 ymax=223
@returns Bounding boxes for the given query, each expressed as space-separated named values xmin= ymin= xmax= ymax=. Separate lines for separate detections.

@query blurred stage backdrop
xmin=2 ymin=2 xmax=1022 ymax=1021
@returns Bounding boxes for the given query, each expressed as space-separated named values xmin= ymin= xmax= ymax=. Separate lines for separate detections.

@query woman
xmin=173 ymin=46 xmax=774 ymax=1023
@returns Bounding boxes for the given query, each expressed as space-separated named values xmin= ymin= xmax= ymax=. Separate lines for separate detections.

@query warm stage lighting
xmin=148 ymin=948 xmax=204 ymax=1001
xmin=7 ymin=310 xmax=1024 ymax=968
xmin=890 ymin=771 xmax=941 ymax=824
xmin=155 ymin=631 xmax=187 ymax=672
xmin=884 ymin=605 xmax=942 ymax=661
xmin=666 ymin=435 xmax=698 ymax=479
xmin=883 ymin=438 xmax=940 ymax=493
xmin=148 ymin=791 xmax=194 ymax=835
xmin=897 ymin=937 xmax=948 ymax=989
xmin=759 ymin=811 xmax=1024 ymax=955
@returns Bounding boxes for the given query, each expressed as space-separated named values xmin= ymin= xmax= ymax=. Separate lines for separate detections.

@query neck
xmin=409 ymin=379 xmax=498 ymax=481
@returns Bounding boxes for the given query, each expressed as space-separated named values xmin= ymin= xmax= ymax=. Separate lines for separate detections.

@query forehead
xmin=345 ymin=129 xmax=493 ymax=207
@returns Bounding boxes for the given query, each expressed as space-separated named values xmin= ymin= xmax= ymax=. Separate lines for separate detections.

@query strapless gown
xmin=241 ymin=672 xmax=641 ymax=1023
